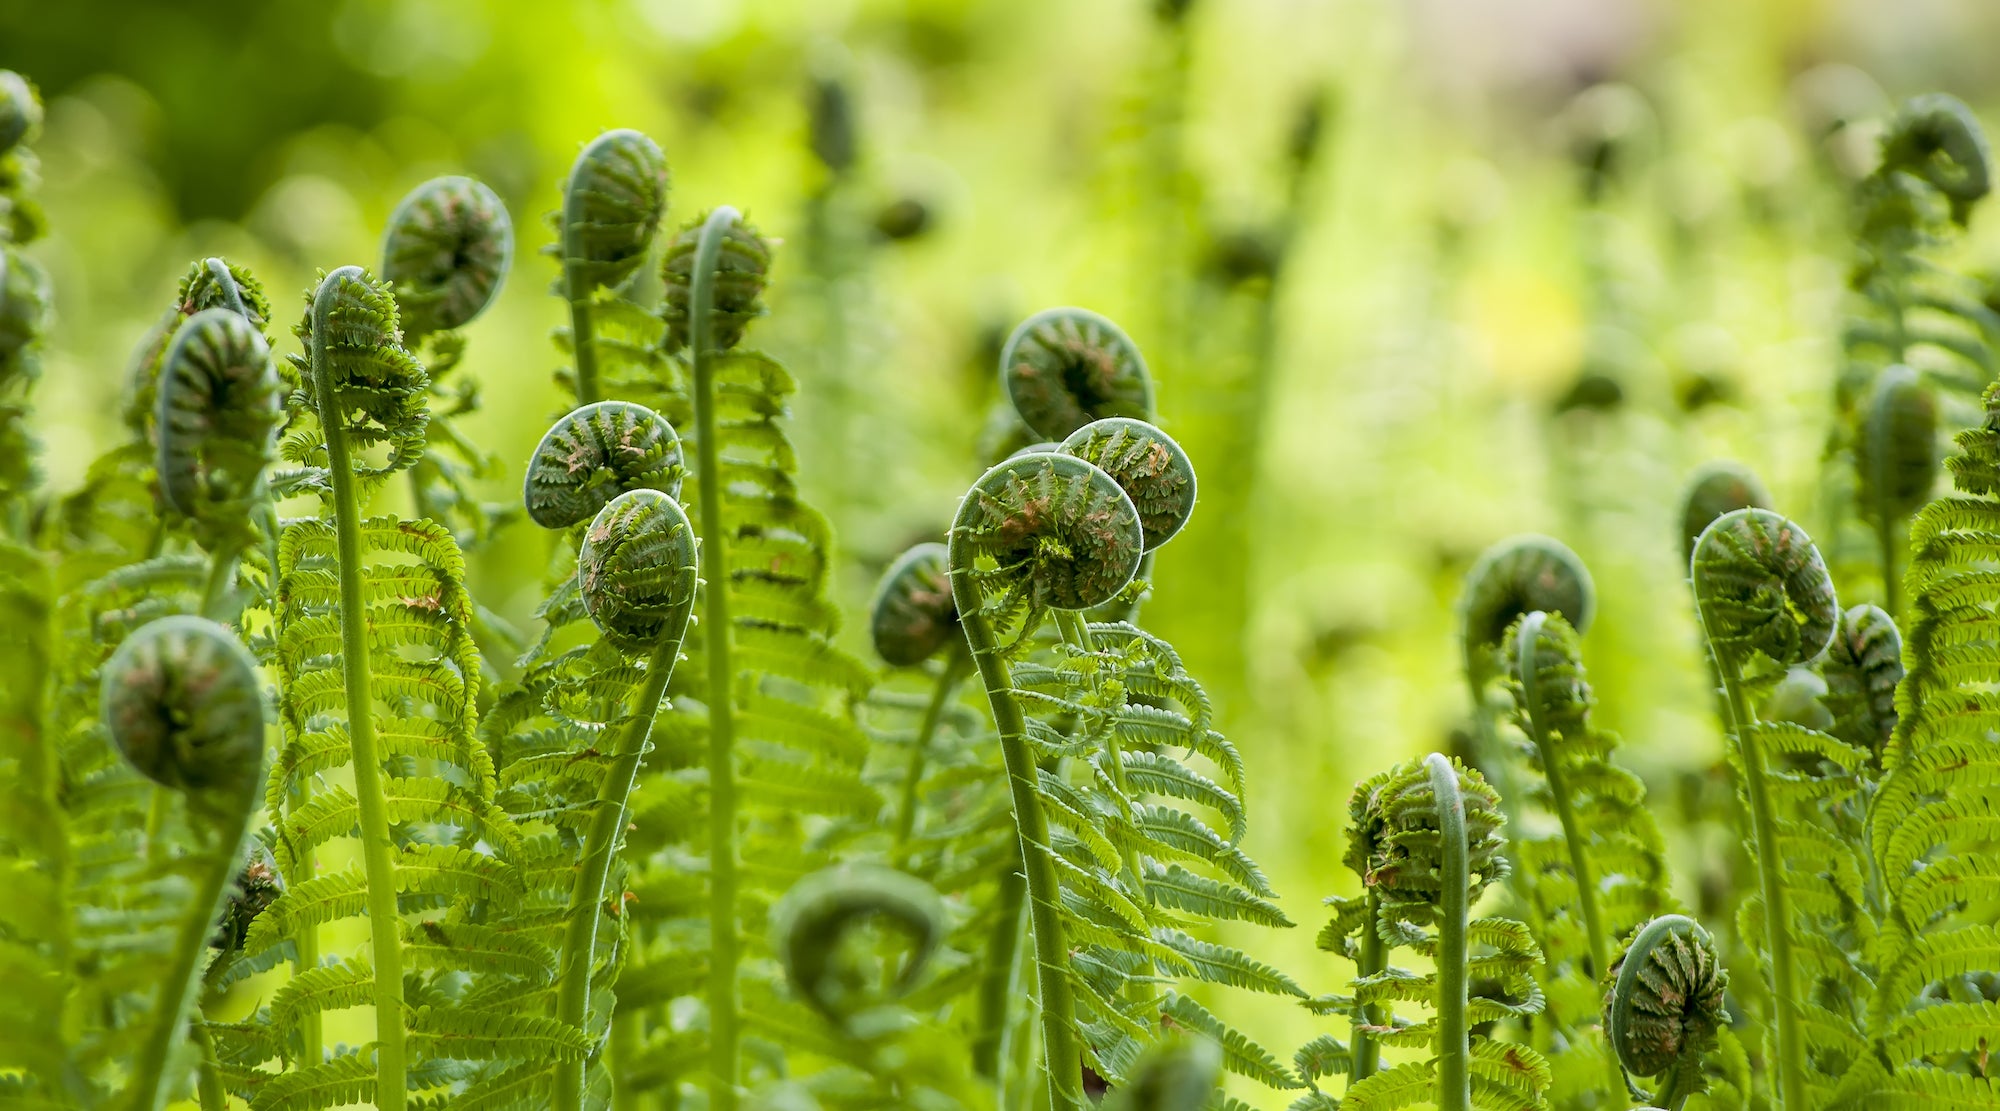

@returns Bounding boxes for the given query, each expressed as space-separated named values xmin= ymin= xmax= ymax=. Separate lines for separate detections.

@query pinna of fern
xmin=1310 ymin=753 xmax=1549 ymax=1111
xmin=950 ymin=417 xmax=1307 ymax=1107
xmin=1689 ymin=508 xmax=1874 ymax=1110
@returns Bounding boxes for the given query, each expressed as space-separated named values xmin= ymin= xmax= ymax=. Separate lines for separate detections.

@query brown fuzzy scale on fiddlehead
xmin=577 ymin=488 xmax=701 ymax=654
xmin=559 ymin=129 xmax=670 ymax=295
xmin=1821 ymin=602 xmax=1901 ymax=760
xmin=661 ymin=210 xmax=772 ymax=353
xmin=1001 ymin=307 xmax=1154 ymax=441
xmin=156 ymin=308 xmax=282 ymax=553
xmin=1602 ymin=915 xmax=1729 ymax=1110
xmin=1690 ymin=508 xmax=1838 ymax=669
xmin=101 ymin=614 xmax=266 ymax=810
xmin=1878 ymin=93 xmax=1991 ymax=224
xmin=771 ymin=864 xmax=946 ymax=1028
xmin=951 ymin=452 xmax=1144 ymax=614
xmin=869 ymin=541 xmax=957 ymax=667
xmin=381 ymin=175 xmax=513 ymax=341
xmin=1345 ymin=755 xmax=1507 ymax=936
xmin=523 ymin=400 xmax=684 ymax=529
xmin=1460 ymin=534 xmax=1594 ymax=682
xmin=1680 ymin=462 xmax=1771 ymax=562
xmin=1058 ymin=417 xmax=1196 ymax=552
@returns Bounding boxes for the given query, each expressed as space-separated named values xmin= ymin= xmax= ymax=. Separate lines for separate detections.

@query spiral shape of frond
xmin=1059 ymin=417 xmax=1197 ymax=551
xmin=578 ymin=488 xmax=700 ymax=654
xmin=772 ymin=864 xmax=945 ymax=1025
xmin=869 ymin=542 xmax=958 ymax=667
xmin=1680 ymin=461 xmax=1771 ymax=561
xmin=1344 ymin=756 xmax=1507 ymax=929
xmin=1690 ymin=509 xmax=1837 ymax=668
xmin=1879 ymin=93 xmax=1991 ymax=220
xmin=382 ymin=175 xmax=513 ymax=339
xmin=1001 ymin=307 xmax=1153 ymax=440
xmin=101 ymin=615 xmax=265 ymax=804
xmin=1460 ymin=535 xmax=1595 ymax=671
xmin=524 ymin=400 xmax=684 ymax=529
xmin=560 ymin=129 xmax=670 ymax=295
xmin=1603 ymin=915 xmax=1728 ymax=1094
xmin=156 ymin=308 xmax=282 ymax=550
xmin=950 ymin=452 xmax=1144 ymax=613
xmin=661 ymin=209 xmax=772 ymax=353
xmin=1823 ymin=603 xmax=1901 ymax=759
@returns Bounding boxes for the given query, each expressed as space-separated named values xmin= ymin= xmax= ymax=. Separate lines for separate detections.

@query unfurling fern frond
xmin=1690 ymin=509 xmax=1872 ymax=1110
xmin=1001 ymin=307 xmax=1154 ymax=441
xmin=156 ymin=307 xmax=282 ymax=577
xmin=1602 ymin=915 xmax=1730 ymax=1111
xmin=1314 ymin=754 xmax=1549 ymax=1111
xmin=523 ymin=400 xmax=684 ymax=529
xmin=283 ymin=265 xmax=429 ymax=492
xmin=381 ymin=175 xmax=516 ymax=552
xmin=661 ymin=208 xmax=771 ymax=354
xmin=772 ymin=864 xmax=945 ymax=1029
xmin=102 ymin=616 xmax=266 ymax=1111
xmin=1837 ymin=376 xmax=2000 ymax=1109
xmin=555 ymin=129 xmax=669 ymax=406
xmin=1680 ymin=462 xmax=1771 ymax=561
xmin=951 ymin=434 xmax=1304 ymax=1108
xmin=1498 ymin=609 xmax=1673 ymax=1107
xmin=1104 ymin=1038 xmax=1225 ymax=1111
xmin=0 ymin=70 xmax=43 ymax=247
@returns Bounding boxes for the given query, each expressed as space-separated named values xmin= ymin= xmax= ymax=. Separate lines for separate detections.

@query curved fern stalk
xmin=381 ymin=175 xmax=515 ymax=553
xmin=1315 ymin=755 xmax=1549 ymax=1111
xmin=948 ymin=450 xmax=1145 ymax=1111
xmin=869 ymin=541 xmax=973 ymax=862
xmin=1500 ymin=609 xmax=1673 ymax=1108
xmin=1690 ymin=508 xmax=1870 ymax=1110
xmin=1838 ymin=378 xmax=2000 ymax=1108
xmin=103 ymin=616 xmax=266 ymax=1111
xmin=552 ymin=488 xmax=699 ymax=1111
xmin=556 ymin=130 xmax=669 ymax=406
xmin=1601 ymin=915 xmax=1730 ymax=1111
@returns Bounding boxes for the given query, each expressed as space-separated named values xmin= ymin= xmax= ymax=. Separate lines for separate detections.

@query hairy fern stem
xmin=692 ymin=205 xmax=742 ymax=1111
xmin=308 ymin=267 xmax=407 ymax=1111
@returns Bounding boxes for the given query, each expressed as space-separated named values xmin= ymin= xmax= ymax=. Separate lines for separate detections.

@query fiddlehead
xmin=1001 ymin=307 xmax=1154 ymax=441
xmin=1821 ymin=603 xmax=1900 ymax=761
xmin=0 ymin=69 xmax=42 ymax=247
xmin=556 ymin=129 xmax=669 ymax=406
xmin=1680 ymin=461 xmax=1771 ymax=562
xmin=1690 ymin=509 xmax=1867 ymax=1110
xmin=523 ymin=400 xmax=684 ymax=530
xmin=381 ymin=175 xmax=513 ymax=343
xmin=772 ymin=864 xmax=946 ymax=1029
xmin=870 ymin=541 xmax=975 ymax=862
xmin=103 ymin=615 xmax=266 ymax=1111
xmin=1602 ymin=915 xmax=1729 ymax=1111
xmin=155 ymin=307 xmax=282 ymax=593
xmin=661 ymin=209 xmax=772 ymax=354
xmin=1103 ymin=1039 xmax=1224 ymax=1111
xmin=1057 ymin=416 xmax=1197 ymax=551
xmin=1856 ymin=364 xmax=1937 ymax=614
xmin=286 ymin=266 xmax=429 ymax=490
xmin=1876 ymin=93 xmax=1991 ymax=225
xmin=1460 ymin=536 xmax=1595 ymax=682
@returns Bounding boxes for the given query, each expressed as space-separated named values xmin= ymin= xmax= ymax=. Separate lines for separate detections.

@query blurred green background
xmin=8 ymin=0 xmax=2000 ymax=1069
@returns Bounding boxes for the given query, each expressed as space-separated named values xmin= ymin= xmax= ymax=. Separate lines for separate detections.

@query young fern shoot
xmin=1601 ymin=915 xmax=1730 ymax=1111
xmin=557 ymin=130 xmax=669 ymax=406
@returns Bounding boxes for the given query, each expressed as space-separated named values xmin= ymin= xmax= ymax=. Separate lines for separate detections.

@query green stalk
xmin=972 ymin=855 xmax=1026 ymax=1080
xmin=309 ymin=269 xmax=407 ymax=1111
xmin=198 ymin=552 xmax=238 ymax=625
xmin=564 ymin=197 xmax=602 ymax=407
xmin=554 ymin=636 xmax=679 ymax=1111
xmin=1347 ymin=889 xmax=1385 ymax=1085
xmin=1513 ymin=613 xmax=1621 ymax=1103
xmin=891 ymin=648 xmax=972 ymax=865
xmin=128 ymin=818 xmax=254 ymax=1111
xmin=950 ymin=573 xmax=1083 ymax=1111
xmin=1426 ymin=752 xmax=1471 ymax=1111
xmin=691 ymin=206 xmax=742 ymax=1111
xmin=1701 ymin=639 xmax=1809 ymax=1111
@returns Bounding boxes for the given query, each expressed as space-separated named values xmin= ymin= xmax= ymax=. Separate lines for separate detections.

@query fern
xmin=1312 ymin=754 xmax=1550 ymax=1111
xmin=1600 ymin=914 xmax=1731 ymax=1111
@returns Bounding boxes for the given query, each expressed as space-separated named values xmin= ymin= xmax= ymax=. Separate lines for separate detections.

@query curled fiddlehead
xmin=1691 ymin=509 xmax=1837 ymax=671
xmin=1460 ymin=536 xmax=1595 ymax=679
xmin=1001 ymin=308 xmax=1154 ymax=441
xmin=0 ymin=70 xmax=42 ymax=247
xmin=1857 ymin=364 xmax=1937 ymax=613
xmin=381 ymin=175 xmax=513 ymax=341
xmin=1058 ymin=417 xmax=1197 ymax=552
xmin=952 ymin=452 xmax=1145 ymax=616
xmin=0 ymin=69 xmax=37 ymax=157
xmin=1680 ymin=461 xmax=1772 ymax=561
xmin=1878 ymin=93 xmax=1992 ymax=224
xmin=558 ymin=129 xmax=670 ymax=405
xmin=524 ymin=400 xmax=684 ymax=529
xmin=661 ymin=208 xmax=772 ymax=353
xmin=1821 ymin=603 xmax=1901 ymax=761
xmin=871 ymin=542 xmax=958 ymax=667
xmin=291 ymin=265 xmax=429 ymax=486
xmin=772 ymin=864 xmax=946 ymax=1028
xmin=1103 ymin=1038 xmax=1224 ymax=1111
xmin=102 ymin=615 xmax=266 ymax=1111
xmin=122 ymin=257 xmax=271 ymax=440
xmin=155 ymin=308 xmax=282 ymax=559
xmin=1603 ymin=915 xmax=1729 ymax=1111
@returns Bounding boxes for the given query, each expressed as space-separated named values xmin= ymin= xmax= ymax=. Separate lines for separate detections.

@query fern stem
xmin=127 ymin=822 xmax=251 ymax=1111
xmin=310 ymin=267 xmax=407 ymax=1111
xmin=1876 ymin=515 xmax=1900 ymax=617
xmin=1348 ymin=888 xmax=1385 ymax=1085
xmin=193 ymin=1020 xmax=227 ymax=1111
xmin=950 ymin=590 xmax=1084 ymax=1111
xmin=691 ymin=206 xmax=742 ymax=1111
xmin=1704 ymin=648 xmax=1809 ymax=1111
xmin=554 ymin=636 xmax=679 ymax=1111
xmin=564 ymin=190 xmax=602 ymax=406
xmin=198 ymin=552 xmax=237 ymax=625
xmin=973 ymin=855 xmax=1027 ymax=1080
xmin=1426 ymin=752 xmax=1472 ymax=1111
xmin=892 ymin=648 xmax=971 ymax=865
